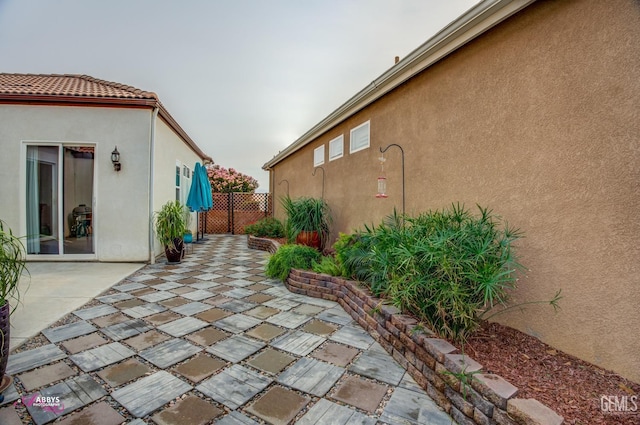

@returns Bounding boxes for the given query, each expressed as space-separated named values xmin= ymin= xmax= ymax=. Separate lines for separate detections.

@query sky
xmin=0 ymin=0 xmax=479 ymax=191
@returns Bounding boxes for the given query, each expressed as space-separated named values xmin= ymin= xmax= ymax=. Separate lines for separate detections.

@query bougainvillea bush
xmin=206 ymin=164 xmax=259 ymax=193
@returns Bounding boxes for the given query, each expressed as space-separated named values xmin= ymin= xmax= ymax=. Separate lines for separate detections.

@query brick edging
xmin=248 ymin=235 xmax=564 ymax=425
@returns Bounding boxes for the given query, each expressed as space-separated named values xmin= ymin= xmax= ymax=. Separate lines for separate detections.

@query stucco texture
xmin=270 ymin=0 xmax=640 ymax=382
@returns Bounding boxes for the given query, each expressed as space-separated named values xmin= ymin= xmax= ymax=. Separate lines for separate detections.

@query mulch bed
xmin=462 ymin=322 xmax=639 ymax=425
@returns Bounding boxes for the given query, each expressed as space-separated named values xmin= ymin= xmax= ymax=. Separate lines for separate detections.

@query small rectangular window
xmin=350 ymin=120 xmax=370 ymax=153
xmin=329 ymin=135 xmax=344 ymax=161
xmin=314 ymin=145 xmax=325 ymax=166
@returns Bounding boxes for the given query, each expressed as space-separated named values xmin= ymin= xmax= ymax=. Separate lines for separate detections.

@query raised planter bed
xmin=248 ymin=235 xmax=564 ymax=425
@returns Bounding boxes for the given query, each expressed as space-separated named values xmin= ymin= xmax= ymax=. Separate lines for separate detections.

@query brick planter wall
xmin=248 ymin=235 xmax=564 ymax=425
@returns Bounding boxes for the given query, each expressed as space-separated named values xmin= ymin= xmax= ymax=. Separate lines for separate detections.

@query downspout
xmin=148 ymin=107 xmax=159 ymax=263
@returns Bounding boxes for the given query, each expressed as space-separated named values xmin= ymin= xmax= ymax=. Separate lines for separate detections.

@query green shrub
xmin=244 ymin=217 xmax=285 ymax=238
xmin=339 ymin=204 xmax=524 ymax=342
xmin=265 ymin=244 xmax=321 ymax=282
xmin=312 ymin=255 xmax=343 ymax=276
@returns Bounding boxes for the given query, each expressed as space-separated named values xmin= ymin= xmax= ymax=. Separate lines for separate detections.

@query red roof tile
xmin=0 ymin=74 xmax=158 ymax=99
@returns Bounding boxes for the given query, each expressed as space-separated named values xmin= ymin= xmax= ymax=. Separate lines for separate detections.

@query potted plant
xmin=0 ymin=219 xmax=28 ymax=393
xmin=281 ymin=196 xmax=331 ymax=250
xmin=154 ymin=200 xmax=187 ymax=264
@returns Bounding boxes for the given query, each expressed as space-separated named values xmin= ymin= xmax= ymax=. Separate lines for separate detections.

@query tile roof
xmin=0 ymin=73 xmax=211 ymax=162
xmin=0 ymin=74 xmax=158 ymax=99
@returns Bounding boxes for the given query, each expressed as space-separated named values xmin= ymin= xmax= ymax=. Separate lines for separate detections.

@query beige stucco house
xmin=0 ymin=74 xmax=211 ymax=262
xmin=264 ymin=0 xmax=640 ymax=382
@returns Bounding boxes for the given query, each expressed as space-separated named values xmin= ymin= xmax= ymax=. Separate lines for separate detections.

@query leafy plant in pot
xmin=281 ymin=196 xmax=332 ymax=250
xmin=154 ymin=200 xmax=187 ymax=264
xmin=0 ymin=219 xmax=28 ymax=393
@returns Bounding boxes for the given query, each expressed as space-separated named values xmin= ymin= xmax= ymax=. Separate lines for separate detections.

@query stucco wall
xmin=270 ymin=0 xmax=640 ymax=382
xmin=0 ymin=104 xmax=152 ymax=261
xmin=152 ymin=117 xmax=201 ymax=257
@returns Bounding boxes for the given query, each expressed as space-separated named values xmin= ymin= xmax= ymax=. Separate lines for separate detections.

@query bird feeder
xmin=376 ymin=154 xmax=388 ymax=198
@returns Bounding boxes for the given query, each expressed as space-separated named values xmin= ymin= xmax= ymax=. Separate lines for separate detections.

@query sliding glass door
xmin=25 ymin=144 xmax=94 ymax=256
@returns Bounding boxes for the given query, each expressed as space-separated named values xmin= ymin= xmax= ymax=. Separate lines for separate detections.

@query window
xmin=314 ymin=145 xmax=325 ymax=166
xmin=350 ymin=120 xmax=370 ymax=153
xmin=175 ymin=164 xmax=181 ymax=201
xmin=176 ymin=162 xmax=191 ymax=205
xmin=329 ymin=135 xmax=344 ymax=161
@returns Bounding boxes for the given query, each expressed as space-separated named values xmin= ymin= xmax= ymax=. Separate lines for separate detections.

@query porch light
xmin=111 ymin=146 xmax=121 ymax=171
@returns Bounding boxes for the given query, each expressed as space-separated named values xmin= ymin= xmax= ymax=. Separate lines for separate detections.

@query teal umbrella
xmin=187 ymin=163 xmax=213 ymax=240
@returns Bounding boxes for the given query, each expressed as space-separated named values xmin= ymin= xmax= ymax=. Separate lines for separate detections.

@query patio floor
xmin=0 ymin=234 xmax=455 ymax=425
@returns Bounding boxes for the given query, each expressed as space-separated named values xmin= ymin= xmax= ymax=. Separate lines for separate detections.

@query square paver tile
xmin=112 ymin=371 xmax=192 ymax=418
xmin=222 ymin=288 xmax=255 ymax=299
xmin=69 ymin=342 xmax=134 ymax=372
xmin=17 ymin=362 xmax=75 ymax=391
xmin=114 ymin=282 xmax=147 ymax=292
xmin=266 ymin=311 xmax=311 ymax=329
xmin=316 ymin=307 xmax=353 ymax=325
xmin=159 ymin=297 xmax=189 ymax=308
xmin=194 ymin=307 xmax=231 ymax=322
xmin=196 ymin=365 xmax=272 ymax=410
xmin=278 ymin=357 xmax=344 ymax=397
xmin=271 ymin=330 xmax=325 ymax=356
xmin=263 ymin=298 xmax=299 ymax=311
xmin=214 ymin=411 xmax=260 ymax=425
xmin=296 ymin=399 xmax=376 ymax=425
xmin=73 ymin=304 xmax=118 ymax=320
xmin=329 ymin=325 xmax=374 ymax=350
xmin=246 ymin=283 xmax=271 ymax=291
xmin=172 ymin=353 xmax=226 ymax=382
xmin=0 ymin=406 xmax=21 ymax=425
xmin=26 ymin=374 xmax=107 ymax=425
xmin=101 ymin=318 xmax=152 ymax=341
xmin=349 ymin=348 xmax=405 ymax=385
xmin=56 ymin=401 xmax=124 ymax=425
xmin=91 ymin=312 xmax=130 ymax=328
xmin=170 ymin=301 xmax=212 ymax=316
xmin=247 ymin=348 xmax=296 ymax=375
xmin=206 ymin=335 xmax=265 ymax=363
xmin=332 ymin=375 xmax=388 ymax=413
xmin=96 ymin=293 xmax=134 ymax=304
xmin=61 ymin=333 xmax=108 ymax=354
xmin=139 ymin=291 xmax=176 ymax=303
xmin=293 ymin=304 xmax=326 ymax=316
xmin=246 ymin=386 xmax=309 ymax=425
xmin=185 ymin=327 xmax=228 ymax=346
xmin=214 ymin=314 xmax=261 ymax=334
xmin=157 ymin=316 xmax=208 ymax=337
xmin=218 ymin=299 xmax=256 ymax=313
xmin=245 ymin=323 xmax=285 ymax=341
xmin=244 ymin=293 xmax=274 ymax=304
xmin=124 ymin=330 xmax=171 ymax=351
xmin=97 ymin=358 xmax=152 ymax=387
xmin=145 ymin=311 xmax=182 ymax=326
xmin=244 ymin=305 xmax=279 ymax=319
xmin=42 ymin=321 xmax=97 ymax=343
xmin=312 ymin=342 xmax=360 ymax=367
xmin=140 ymin=338 xmax=201 ymax=368
xmin=380 ymin=386 xmax=453 ymax=425
xmin=123 ymin=303 xmax=167 ymax=319
xmin=152 ymin=282 xmax=182 ymax=291
xmin=114 ymin=298 xmax=146 ymax=310
xmin=151 ymin=395 xmax=223 ymax=425
xmin=181 ymin=289 xmax=214 ymax=301
xmin=170 ymin=286 xmax=196 ymax=295
xmin=302 ymin=319 xmax=337 ymax=336
xmin=7 ymin=344 xmax=67 ymax=375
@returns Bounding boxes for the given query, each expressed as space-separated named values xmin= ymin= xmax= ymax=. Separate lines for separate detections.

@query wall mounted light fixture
xmin=111 ymin=146 xmax=121 ymax=171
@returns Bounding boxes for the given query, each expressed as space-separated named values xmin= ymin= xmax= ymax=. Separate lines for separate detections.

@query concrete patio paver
xmin=1 ymin=234 xmax=456 ymax=424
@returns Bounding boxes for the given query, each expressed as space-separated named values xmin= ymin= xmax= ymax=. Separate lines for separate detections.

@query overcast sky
xmin=0 ymin=0 xmax=478 ymax=191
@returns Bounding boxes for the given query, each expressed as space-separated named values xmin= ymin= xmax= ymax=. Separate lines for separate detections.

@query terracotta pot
xmin=296 ymin=231 xmax=321 ymax=250
xmin=165 ymin=238 xmax=184 ymax=264
xmin=0 ymin=302 xmax=9 ymax=382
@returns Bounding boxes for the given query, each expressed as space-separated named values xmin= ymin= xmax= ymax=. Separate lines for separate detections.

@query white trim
xmin=329 ymin=135 xmax=344 ymax=161
xmin=313 ymin=145 xmax=325 ymax=166
xmin=349 ymin=121 xmax=370 ymax=154
xmin=263 ymin=0 xmax=536 ymax=169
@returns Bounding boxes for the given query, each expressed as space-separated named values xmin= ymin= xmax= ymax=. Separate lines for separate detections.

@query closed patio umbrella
xmin=186 ymin=163 xmax=213 ymax=241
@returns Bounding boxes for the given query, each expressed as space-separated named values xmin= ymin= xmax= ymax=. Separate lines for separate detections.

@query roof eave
xmin=263 ymin=0 xmax=536 ymax=170
xmin=0 ymin=93 xmax=212 ymax=163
